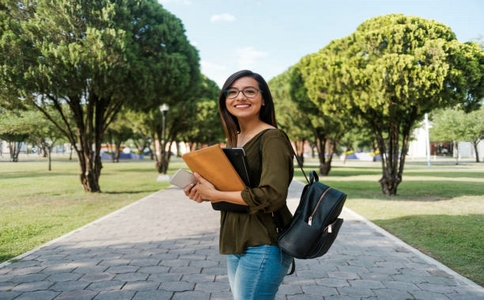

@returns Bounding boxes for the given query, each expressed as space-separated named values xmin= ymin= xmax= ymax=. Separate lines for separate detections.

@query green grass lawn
xmin=0 ymin=155 xmax=177 ymax=263
xmin=1 ymin=154 xmax=483 ymax=287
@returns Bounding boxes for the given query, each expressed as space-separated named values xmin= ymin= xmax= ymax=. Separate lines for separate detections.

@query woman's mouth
xmin=234 ymin=104 xmax=251 ymax=108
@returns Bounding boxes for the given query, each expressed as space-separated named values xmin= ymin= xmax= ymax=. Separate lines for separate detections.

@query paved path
xmin=1 ymin=180 xmax=483 ymax=300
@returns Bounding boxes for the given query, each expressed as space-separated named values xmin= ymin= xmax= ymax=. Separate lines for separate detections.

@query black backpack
xmin=277 ymin=170 xmax=347 ymax=260
xmin=260 ymin=130 xmax=347 ymax=274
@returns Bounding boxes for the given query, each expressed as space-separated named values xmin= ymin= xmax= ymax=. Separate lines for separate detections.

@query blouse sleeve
xmin=241 ymin=130 xmax=294 ymax=213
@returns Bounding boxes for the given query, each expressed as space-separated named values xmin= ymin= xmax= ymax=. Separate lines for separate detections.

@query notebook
xmin=182 ymin=145 xmax=246 ymax=191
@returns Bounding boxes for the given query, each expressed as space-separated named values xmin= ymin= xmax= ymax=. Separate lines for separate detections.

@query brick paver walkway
xmin=1 ymin=180 xmax=483 ymax=299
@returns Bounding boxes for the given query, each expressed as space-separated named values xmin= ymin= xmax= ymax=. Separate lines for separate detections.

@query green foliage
xmin=0 ymin=0 xmax=200 ymax=191
xmin=269 ymin=69 xmax=312 ymax=143
xmin=439 ymin=107 xmax=484 ymax=142
xmin=105 ymin=110 xmax=135 ymax=161
xmin=430 ymin=106 xmax=484 ymax=162
xmin=175 ymin=75 xmax=224 ymax=146
xmin=302 ymin=14 xmax=484 ymax=194
xmin=288 ymin=39 xmax=368 ymax=171
xmin=430 ymin=109 xmax=467 ymax=142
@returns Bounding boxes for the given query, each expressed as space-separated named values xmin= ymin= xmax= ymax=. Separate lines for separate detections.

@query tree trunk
xmin=316 ymin=134 xmax=337 ymax=176
xmin=375 ymin=121 xmax=401 ymax=195
xmin=473 ymin=141 xmax=480 ymax=162
xmin=114 ymin=140 xmax=122 ymax=163
xmin=295 ymin=139 xmax=305 ymax=166
xmin=48 ymin=146 xmax=52 ymax=171
xmin=157 ymin=139 xmax=173 ymax=174
xmin=9 ymin=141 xmax=22 ymax=162
xmin=377 ymin=116 xmax=413 ymax=196
xmin=319 ymin=161 xmax=332 ymax=175
xmin=316 ymin=135 xmax=327 ymax=173
xmin=378 ymin=152 xmax=401 ymax=196
xmin=156 ymin=154 xmax=169 ymax=173
xmin=73 ymin=95 xmax=106 ymax=193
xmin=379 ymin=175 xmax=401 ymax=195
xmin=80 ymin=171 xmax=101 ymax=192
xmin=77 ymin=143 xmax=102 ymax=192
xmin=453 ymin=141 xmax=460 ymax=165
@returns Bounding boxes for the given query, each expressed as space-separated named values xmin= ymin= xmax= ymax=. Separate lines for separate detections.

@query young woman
xmin=184 ymin=70 xmax=294 ymax=300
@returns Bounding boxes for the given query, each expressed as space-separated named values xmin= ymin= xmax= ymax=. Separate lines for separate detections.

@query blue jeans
xmin=226 ymin=245 xmax=293 ymax=300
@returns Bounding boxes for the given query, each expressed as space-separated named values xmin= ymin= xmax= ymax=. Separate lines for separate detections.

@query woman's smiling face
xmin=225 ymin=76 xmax=264 ymax=121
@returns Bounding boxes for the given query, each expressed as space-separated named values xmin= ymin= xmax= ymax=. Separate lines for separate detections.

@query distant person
xmin=184 ymin=70 xmax=294 ymax=299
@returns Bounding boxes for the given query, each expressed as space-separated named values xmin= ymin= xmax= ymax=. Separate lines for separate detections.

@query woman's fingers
xmin=183 ymin=183 xmax=196 ymax=196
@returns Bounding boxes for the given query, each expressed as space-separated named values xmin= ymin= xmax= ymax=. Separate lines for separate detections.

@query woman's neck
xmin=237 ymin=120 xmax=274 ymax=147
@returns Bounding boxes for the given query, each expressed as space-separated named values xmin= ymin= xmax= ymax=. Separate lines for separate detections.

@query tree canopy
xmin=341 ymin=14 xmax=484 ymax=194
xmin=288 ymin=14 xmax=484 ymax=195
xmin=0 ymin=0 xmax=200 ymax=191
xmin=269 ymin=69 xmax=313 ymax=161
xmin=289 ymin=40 xmax=359 ymax=175
xmin=430 ymin=106 xmax=484 ymax=163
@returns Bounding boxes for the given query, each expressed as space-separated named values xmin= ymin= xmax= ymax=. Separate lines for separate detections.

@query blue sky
xmin=158 ymin=0 xmax=483 ymax=87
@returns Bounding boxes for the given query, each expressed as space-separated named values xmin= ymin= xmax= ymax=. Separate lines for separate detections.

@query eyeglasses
xmin=224 ymin=87 xmax=262 ymax=99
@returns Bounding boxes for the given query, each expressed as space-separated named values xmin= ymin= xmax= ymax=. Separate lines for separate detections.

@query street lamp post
xmin=159 ymin=104 xmax=169 ymax=177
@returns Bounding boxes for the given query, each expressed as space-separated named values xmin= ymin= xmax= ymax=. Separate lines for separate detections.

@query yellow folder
xmin=182 ymin=144 xmax=246 ymax=191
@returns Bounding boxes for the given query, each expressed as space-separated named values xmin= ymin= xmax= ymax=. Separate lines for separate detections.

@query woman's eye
xmin=244 ymin=89 xmax=256 ymax=96
xmin=226 ymin=90 xmax=238 ymax=97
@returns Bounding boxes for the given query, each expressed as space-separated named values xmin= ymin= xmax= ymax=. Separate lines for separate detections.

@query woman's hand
xmin=183 ymin=172 xmax=216 ymax=203
xmin=192 ymin=172 xmax=216 ymax=200
xmin=184 ymin=183 xmax=204 ymax=203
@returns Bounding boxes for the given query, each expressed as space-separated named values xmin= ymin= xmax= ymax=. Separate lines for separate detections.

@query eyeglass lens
xmin=225 ymin=88 xmax=259 ymax=99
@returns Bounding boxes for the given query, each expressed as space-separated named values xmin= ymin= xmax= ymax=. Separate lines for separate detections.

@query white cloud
xmin=210 ymin=13 xmax=236 ymax=23
xmin=235 ymin=47 xmax=269 ymax=70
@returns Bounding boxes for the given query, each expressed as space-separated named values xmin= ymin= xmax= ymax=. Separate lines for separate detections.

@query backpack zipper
xmin=308 ymin=187 xmax=332 ymax=226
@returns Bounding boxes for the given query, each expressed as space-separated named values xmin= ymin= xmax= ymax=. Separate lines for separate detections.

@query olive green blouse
xmin=219 ymin=129 xmax=294 ymax=254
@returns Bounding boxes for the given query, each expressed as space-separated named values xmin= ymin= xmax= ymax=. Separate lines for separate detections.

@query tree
xmin=269 ymin=69 xmax=313 ymax=164
xmin=288 ymin=42 xmax=357 ymax=175
xmin=430 ymin=106 xmax=484 ymax=163
xmin=104 ymin=113 xmax=134 ymax=163
xmin=176 ymin=75 xmax=224 ymax=150
xmin=339 ymin=126 xmax=377 ymax=164
xmin=0 ymin=109 xmax=28 ymax=162
xmin=336 ymin=14 xmax=484 ymax=195
xmin=124 ymin=75 xmax=220 ymax=173
xmin=465 ymin=107 xmax=484 ymax=162
xmin=0 ymin=106 xmax=65 ymax=168
xmin=0 ymin=0 xmax=200 ymax=191
xmin=26 ymin=110 xmax=65 ymax=170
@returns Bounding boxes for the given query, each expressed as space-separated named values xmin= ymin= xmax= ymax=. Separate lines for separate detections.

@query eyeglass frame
xmin=224 ymin=87 xmax=263 ymax=99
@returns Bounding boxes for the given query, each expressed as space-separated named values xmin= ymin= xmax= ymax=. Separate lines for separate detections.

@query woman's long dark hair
xmin=218 ymin=70 xmax=277 ymax=147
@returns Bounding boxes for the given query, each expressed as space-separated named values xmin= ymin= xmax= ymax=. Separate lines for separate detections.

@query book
xmin=182 ymin=144 xmax=246 ymax=191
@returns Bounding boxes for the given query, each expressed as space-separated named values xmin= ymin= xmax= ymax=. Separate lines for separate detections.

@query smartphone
xmin=170 ymin=169 xmax=197 ymax=188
